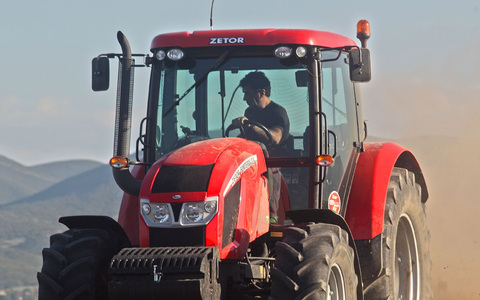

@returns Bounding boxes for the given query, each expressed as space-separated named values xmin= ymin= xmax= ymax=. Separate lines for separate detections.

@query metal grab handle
xmin=328 ymin=130 xmax=337 ymax=158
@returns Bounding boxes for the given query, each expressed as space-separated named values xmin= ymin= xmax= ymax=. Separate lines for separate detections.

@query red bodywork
xmin=345 ymin=142 xmax=428 ymax=240
xmin=134 ymin=138 xmax=269 ymax=260
xmin=150 ymin=29 xmax=357 ymax=50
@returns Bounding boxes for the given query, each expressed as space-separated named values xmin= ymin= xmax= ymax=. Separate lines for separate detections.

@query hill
xmin=0 ymin=158 xmax=122 ymax=289
xmin=0 ymin=155 xmax=102 ymax=205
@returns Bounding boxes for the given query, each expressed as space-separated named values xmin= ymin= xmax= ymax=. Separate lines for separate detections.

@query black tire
xmin=270 ymin=223 xmax=358 ymax=300
xmin=37 ymin=228 xmax=121 ymax=300
xmin=363 ymin=167 xmax=432 ymax=300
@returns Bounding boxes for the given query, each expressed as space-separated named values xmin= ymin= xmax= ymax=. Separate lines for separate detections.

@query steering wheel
xmin=225 ymin=119 xmax=273 ymax=145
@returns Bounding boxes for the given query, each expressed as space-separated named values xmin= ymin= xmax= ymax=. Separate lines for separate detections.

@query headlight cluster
xmin=274 ymin=46 xmax=307 ymax=58
xmin=140 ymin=197 xmax=218 ymax=228
xmin=155 ymin=49 xmax=184 ymax=61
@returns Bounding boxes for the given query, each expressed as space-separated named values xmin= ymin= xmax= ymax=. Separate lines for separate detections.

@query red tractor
xmin=38 ymin=20 xmax=431 ymax=299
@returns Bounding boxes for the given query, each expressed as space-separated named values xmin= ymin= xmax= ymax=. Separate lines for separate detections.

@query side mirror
xmin=92 ymin=57 xmax=110 ymax=91
xmin=349 ymin=48 xmax=371 ymax=82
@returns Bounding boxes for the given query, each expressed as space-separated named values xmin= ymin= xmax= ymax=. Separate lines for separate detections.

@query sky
xmin=1 ymin=0 xmax=479 ymax=165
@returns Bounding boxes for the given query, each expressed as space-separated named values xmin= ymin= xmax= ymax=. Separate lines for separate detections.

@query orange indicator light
xmin=270 ymin=232 xmax=283 ymax=238
xmin=316 ymin=155 xmax=334 ymax=167
xmin=109 ymin=156 xmax=128 ymax=169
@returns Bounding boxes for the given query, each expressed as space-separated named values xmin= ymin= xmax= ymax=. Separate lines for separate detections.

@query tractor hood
xmin=137 ymin=137 xmax=270 ymax=259
xmin=161 ymin=138 xmax=244 ymax=165
xmin=139 ymin=137 xmax=267 ymax=199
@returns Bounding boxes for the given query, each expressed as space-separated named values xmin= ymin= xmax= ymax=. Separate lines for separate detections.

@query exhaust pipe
xmin=112 ymin=31 xmax=142 ymax=196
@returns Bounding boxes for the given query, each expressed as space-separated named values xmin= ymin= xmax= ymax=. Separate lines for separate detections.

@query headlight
xmin=274 ymin=46 xmax=292 ymax=58
xmin=153 ymin=204 xmax=170 ymax=223
xmin=181 ymin=197 xmax=218 ymax=226
xmin=155 ymin=50 xmax=166 ymax=61
xmin=142 ymin=203 xmax=151 ymax=215
xmin=167 ymin=49 xmax=184 ymax=61
xmin=296 ymin=46 xmax=307 ymax=58
xmin=184 ymin=203 xmax=202 ymax=222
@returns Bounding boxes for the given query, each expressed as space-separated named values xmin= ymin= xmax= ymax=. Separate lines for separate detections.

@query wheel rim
xmin=395 ymin=213 xmax=420 ymax=300
xmin=327 ymin=264 xmax=346 ymax=300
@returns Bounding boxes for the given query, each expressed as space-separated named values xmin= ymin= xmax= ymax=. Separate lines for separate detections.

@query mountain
xmin=0 ymin=157 xmax=122 ymax=290
xmin=0 ymin=155 xmax=102 ymax=205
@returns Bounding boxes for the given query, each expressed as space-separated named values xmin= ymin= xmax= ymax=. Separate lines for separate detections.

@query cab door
xmin=320 ymin=51 xmax=362 ymax=215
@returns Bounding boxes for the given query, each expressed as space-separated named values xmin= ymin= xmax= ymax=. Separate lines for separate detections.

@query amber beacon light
xmin=356 ymin=19 xmax=370 ymax=48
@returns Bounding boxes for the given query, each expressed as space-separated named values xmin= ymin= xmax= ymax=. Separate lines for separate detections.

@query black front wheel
xmin=37 ymin=228 xmax=121 ymax=300
xmin=270 ymin=223 xmax=357 ymax=300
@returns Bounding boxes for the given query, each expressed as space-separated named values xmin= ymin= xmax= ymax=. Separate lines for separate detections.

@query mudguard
xmin=59 ymin=215 xmax=131 ymax=249
xmin=345 ymin=142 xmax=428 ymax=240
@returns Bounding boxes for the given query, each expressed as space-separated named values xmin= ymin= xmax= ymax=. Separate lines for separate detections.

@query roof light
xmin=275 ymin=46 xmax=293 ymax=58
xmin=356 ymin=19 xmax=371 ymax=48
xmin=155 ymin=50 xmax=166 ymax=61
xmin=167 ymin=49 xmax=184 ymax=61
xmin=315 ymin=155 xmax=334 ymax=167
xmin=109 ymin=156 xmax=128 ymax=169
xmin=296 ymin=46 xmax=307 ymax=58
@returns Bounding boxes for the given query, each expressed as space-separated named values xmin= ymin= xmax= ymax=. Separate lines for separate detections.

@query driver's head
xmin=240 ymin=72 xmax=271 ymax=107
xmin=240 ymin=71 xmax=271 ymax=96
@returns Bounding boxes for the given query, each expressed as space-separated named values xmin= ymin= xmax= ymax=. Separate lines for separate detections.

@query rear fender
xmin=345 ymin=142 xmax=428 ymax=241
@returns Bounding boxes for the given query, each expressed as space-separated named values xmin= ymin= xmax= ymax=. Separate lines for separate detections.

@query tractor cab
xmin=165 ymin=31 xmax=370 ymax=214
xmin=93 ymin=26 xmax=372 ymax=217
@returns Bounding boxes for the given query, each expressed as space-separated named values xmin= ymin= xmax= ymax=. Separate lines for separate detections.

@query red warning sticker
xmin=328 ymin=191 xmax=341 ymax=214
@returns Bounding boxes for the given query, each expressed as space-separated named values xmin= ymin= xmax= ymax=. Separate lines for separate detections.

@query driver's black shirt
xmin=245 ymin=101 xmax=290 ymax=145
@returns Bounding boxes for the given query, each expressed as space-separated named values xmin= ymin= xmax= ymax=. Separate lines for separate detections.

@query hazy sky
xmin=1 ymin=0 xmax=479 ymax=165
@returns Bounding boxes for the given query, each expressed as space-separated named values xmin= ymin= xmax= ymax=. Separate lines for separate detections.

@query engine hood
xmin=162 ymin=138 xmax=245 ymax=166
xmin=139 ymin=137 xmax=267 ymax=198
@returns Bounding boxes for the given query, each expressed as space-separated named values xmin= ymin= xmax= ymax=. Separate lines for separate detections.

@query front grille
xmin=149 ymin=226 xmax=205 ymax=247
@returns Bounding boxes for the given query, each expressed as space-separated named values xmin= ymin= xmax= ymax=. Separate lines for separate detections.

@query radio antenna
xmin=210 ymin=0 xmax=215 ymax=30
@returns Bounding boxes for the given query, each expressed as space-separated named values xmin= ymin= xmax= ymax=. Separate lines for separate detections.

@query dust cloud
xmin=363 ymin=58 xmax=480 ymax=298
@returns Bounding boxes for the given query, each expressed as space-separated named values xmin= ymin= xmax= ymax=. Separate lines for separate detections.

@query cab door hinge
xmin=354 ymin=141 xmax=365 ymax=153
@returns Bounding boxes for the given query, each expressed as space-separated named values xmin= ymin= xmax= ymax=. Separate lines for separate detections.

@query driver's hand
xmin=232 ymin=116 xmax=248 ymax=128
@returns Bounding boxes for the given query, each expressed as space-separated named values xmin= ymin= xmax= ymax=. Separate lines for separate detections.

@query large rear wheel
xmin=364 ymin=167 xmax=432 ymax=300
xmin=270 ymin=223 xmax=357 ymax=300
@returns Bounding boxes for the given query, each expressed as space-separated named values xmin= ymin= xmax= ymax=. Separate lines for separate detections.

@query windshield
xmin=155 ymin=55 xmax=310 ymax=158
xmin=151 ymin=49 xmax=359 ymax=211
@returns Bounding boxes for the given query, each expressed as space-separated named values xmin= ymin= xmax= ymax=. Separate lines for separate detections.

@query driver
xmin=231 ymin=71 xmax=290 ymax=223
xmin=231 ymin=71 xmax=290 ymax=151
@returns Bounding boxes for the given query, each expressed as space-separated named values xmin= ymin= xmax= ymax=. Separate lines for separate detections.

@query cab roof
xmin=150 ymin=28 xmax=357 ymax=51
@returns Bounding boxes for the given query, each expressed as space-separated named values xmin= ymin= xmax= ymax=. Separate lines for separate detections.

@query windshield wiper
xmin=163 ymin=51 xmax=230 ymax=117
